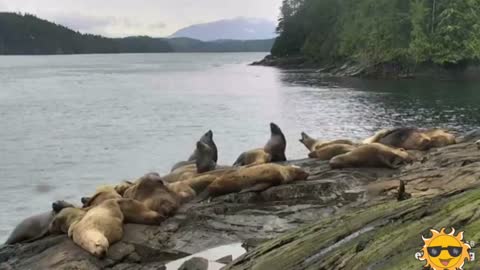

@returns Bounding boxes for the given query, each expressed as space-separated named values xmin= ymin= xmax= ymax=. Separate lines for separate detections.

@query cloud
xmin=0 ymin=0 xmax=282 ymax=37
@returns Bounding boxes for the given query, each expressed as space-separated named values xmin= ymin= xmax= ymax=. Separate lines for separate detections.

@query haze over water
xmin=1 ymin=52 xmax=480 ymax=241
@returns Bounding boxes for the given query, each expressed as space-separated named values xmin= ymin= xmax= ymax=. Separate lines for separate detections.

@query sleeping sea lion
xmin=5 ymin=200 xmax=74 ymax=245
xmin=308 ymin=144 xmax=356 ymax=160
xmin=233 ymin=149 xmax=271 ymax=167
xmin=369 ymin=128 xmax=432 ymax=150
xmin=123 ymin=173 xmax=180 ymax=217
xmin=423 ymin=129 xmax=456 ymax=148
xmin=197 ymin=163 xmax=309 ymax=200
xmin=330 ymin=143 xmax=413 ymax=169
xmin=50 ymin=199 xmax=124 ymax=258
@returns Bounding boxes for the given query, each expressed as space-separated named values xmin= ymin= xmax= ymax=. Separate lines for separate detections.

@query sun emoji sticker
xmin=417 ymin=228 xmax=473 ymax=270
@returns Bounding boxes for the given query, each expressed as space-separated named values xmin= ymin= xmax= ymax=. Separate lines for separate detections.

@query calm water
xmin=1 ymin=52 xmax=480 ymax=241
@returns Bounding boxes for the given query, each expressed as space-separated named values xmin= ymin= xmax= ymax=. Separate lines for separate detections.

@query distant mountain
xmin=0 ymin=13 xmax=273 ymax=55
xmin=170 ymin=18 xmax=277 ymax=41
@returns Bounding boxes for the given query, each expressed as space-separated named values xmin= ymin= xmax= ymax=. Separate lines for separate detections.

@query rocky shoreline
xmin=1 ymin=131 xmax=479 ymax=269
xmin=252 ymin=55 xmax=480 ymax=80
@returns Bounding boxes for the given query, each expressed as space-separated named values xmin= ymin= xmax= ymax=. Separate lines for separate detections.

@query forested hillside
xmin=272 ymin=0 xmax=480 ymax=67
xmin=0 ymin=13 xmax=273 ymax=55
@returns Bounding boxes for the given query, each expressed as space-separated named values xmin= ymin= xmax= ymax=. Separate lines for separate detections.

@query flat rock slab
xmin=2 ymin=137 xmax=479 ymax=270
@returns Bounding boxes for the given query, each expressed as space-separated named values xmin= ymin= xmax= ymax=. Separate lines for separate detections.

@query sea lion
xmin=330 ymin=143 xmax=413 ymax=169
xmin=300 ymin=132 xmax=354 ymax=152
xmin=167 ymin=174 xmax=219 ymax=202
xmin=168 ymin=140 xmax=217 ymax=183
xmin=82 ymin=182 xmax=164 ymax=225
xmin=189 ymin=130 xmax=218 ymax=163
xmin=368 ymin=128 xmax=432 ymax=150
xmin=264 ymin=123 xmax=287 ymax=162
xmin=476 ymin=140 xmax=480 ymax=150
xmin=50 ymin=199 xmax=124 ymax=258
xmin=233 ymin=149 xmax=272 ymax=167
xmin=114 ymin=180 xmax=135 ymax=196
xmin=362 ymin=129 xmax=390 ymax=144
xmin=423 ymin=129 xmax=456 ymax=148
xmin=198 ymin=163 xmax=309 ymax=200
xmin=171 ymin=130 xmax=219 ymax=172
xmin=123 ymin=173 xmax=180 ymax=217
xmin=4 ymin=201 xmax=74 ymax=245
xmin=308 ymin=144 xmax=356 ymax=160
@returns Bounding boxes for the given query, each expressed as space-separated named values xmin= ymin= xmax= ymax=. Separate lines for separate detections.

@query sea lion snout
xmin=270 ymin=122 xmax=282 ymax=134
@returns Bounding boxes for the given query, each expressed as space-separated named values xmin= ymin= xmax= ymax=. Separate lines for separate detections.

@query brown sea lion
xmin=300 ymin=132 xmax=354 ymax=152
xmin=369 ymin=128 xmax=432 ymax=150
xmin=123 ymin=173 xmax=180 ymax=217
xmin=50 ymin=199 xmax=124 ymax=258
xmin=308 ymin=144 xmax=356 ymax=160
xmin=198 ymin=164 xmax=309 ymax=200
xmin=4 ymin=201 xmax=74 ymax=245
xmin=330 ymin=143 xmax=413 ymax=169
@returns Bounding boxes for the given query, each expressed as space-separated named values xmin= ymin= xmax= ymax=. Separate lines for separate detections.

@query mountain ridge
xmin=170 ymin=17 xmax=277 ymax=41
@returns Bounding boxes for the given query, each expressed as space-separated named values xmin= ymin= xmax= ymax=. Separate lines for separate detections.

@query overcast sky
xmin=0 ymin=0 xmax=282 ymax=37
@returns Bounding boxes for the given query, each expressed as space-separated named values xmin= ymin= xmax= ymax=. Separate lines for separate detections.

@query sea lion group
xmin=3 ymin=123 xmax=459 ymax=258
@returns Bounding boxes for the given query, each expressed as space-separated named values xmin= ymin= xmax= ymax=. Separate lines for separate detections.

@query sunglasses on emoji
xmin=427 ymin=246 xmax=463 ymax=257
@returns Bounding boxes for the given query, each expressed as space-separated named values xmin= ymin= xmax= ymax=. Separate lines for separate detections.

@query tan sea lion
xmin=308 ymin=144 xmax=356 ymax=160
xmin=362 ymin=129 xmax=390 ymax=144
xmin=366 ymin=128 xmax=432 ymax=150
xmin=50 ymin=199 xmax=124 ymax=258
xmin=4 ymin=201 xmax=74 ymax=245
xmin=423 ymin=129 xmax=456 ymax=148
xmin=300 ymin=132 xmax=354 ymax=152
xmin=198 ymin=163 xmax=309 ymax=200
xmin=330 ymin=143 xmax=413 ymax=169
xmin=167 ymin=174 xmax=219 ymax=202
xmin=81 ymin=182 xmax=165 ymax=225
xmin=123 ymin=173 xmax=180 ymax=217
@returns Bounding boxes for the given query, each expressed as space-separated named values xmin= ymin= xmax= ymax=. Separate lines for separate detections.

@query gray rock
xmin=178 ymin=257 xmax=208 ymax=270
xmin=215 ymin=255 xmax=233 ymax=264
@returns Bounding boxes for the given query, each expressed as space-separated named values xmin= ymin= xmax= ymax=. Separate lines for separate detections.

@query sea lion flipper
xmin=239 ymin=183 xmax=272 ymax=194
xmin=233 ymin=153 xmax=246 ymax=167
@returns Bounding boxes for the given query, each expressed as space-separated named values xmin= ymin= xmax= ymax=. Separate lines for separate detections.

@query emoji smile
xmin=440 ymin=259 xmax=451 ymax=266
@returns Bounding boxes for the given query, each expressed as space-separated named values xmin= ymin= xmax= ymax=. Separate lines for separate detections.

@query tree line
xmin=0 ymin=13 xmax=273 ymax=55
xmin=272 ymin=0 xmax=480 ymax=67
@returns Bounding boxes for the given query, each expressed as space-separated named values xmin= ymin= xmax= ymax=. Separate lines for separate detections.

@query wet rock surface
xmin=1 ymin=132 xmax=480 ymax=270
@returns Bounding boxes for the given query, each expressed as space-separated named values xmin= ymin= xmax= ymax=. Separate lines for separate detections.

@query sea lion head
xmin=52 ymin=200 xmax=75 ymax=214
xmin=89 ymin=236 xmax=109 ymax=259
xmin=194 ymin=130 xmax=218 ymax=162
xmin=270 ymin=123 xmax=283 ymax=136
xmin=49 ymin=207 xmax=85 ymax=234
xmin=299 ymin=132 xmax=317 ymax=151
xmin=114 ymin=181 xmax=134 ymax=196
xmin=195 ymin=141 xmax=216 ymax=173
xmin=285 ymin=165 xmax=309 ymax=182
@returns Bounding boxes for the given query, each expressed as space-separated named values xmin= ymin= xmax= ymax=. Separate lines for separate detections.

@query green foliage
xmin=272 ymin=0 xmax=480 ymax=66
